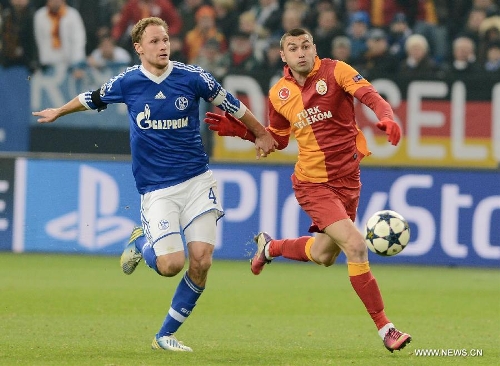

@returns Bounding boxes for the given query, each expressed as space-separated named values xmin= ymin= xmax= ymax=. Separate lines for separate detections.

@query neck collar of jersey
xmin=283 ymin=56 xmax=321 ymax=82
xmin=140 ymin=61 xmax=174 ymax=84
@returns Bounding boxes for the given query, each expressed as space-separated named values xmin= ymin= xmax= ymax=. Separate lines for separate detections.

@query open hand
xmin=376 ymin=118 xmax=401 ymax=146
xmin=204 ymin=112 xmax=251 ymax=139
xmin=32 ymin=108 xmax=59 ymax=123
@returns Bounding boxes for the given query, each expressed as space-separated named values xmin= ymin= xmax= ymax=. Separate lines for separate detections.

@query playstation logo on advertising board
xmin=45 ymin=165 xmax=135 ymax=250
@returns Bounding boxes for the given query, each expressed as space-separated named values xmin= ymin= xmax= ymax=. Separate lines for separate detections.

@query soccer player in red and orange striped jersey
xmin=205 ymin=28 xmax=410 ymax=352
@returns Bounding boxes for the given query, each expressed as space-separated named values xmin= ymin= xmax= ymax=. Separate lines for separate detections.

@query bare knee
xmin=310 ymin=234 xmax=342 ymax=266
xmin=315 ymin=251 xmax=338 ymax=267
xmin=194 ymin=254 xmax=213 ymax=272
xmin=343 ymin=240 xmax=368 ymax=262
xmin=187 ymin=242 xmax=214 ymax=286
xmin=322 ymin=219 xmax=369 ymax=263
xmin=188 ymin=254 xmax=212 ymax=283
xmin=323 ymin=255 xmax=337 ymax=267
xmin=156 ymin=255 xmax=185 ymax=277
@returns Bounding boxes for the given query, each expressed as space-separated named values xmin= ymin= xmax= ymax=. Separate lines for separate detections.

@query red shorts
xmin=291 ymin=171 xmax=361 ymax=233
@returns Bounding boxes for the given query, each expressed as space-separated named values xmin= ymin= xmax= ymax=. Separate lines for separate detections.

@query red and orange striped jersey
xmin=268 ymin=57 xmax=372 ymax=183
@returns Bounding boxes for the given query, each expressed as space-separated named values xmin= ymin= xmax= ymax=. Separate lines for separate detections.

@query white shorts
xmin=140 ymin=170 xmax=224 ymax=255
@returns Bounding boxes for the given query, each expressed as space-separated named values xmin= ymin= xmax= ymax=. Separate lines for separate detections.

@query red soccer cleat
xmin=250 ymin=232 xmax=273 ymax=275
xmin=383 ymin=328 xmax=412 ymax=352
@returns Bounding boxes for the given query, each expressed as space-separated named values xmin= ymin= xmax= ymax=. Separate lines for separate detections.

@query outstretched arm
xmin=355 ymin=87 xmax=401 ymax=146
xmin=238 ymin=109 xmax=278 ymax=158
xmin=32 ymin=96 xmax=87 ymax=123
xmin=205 ymin=111 xmax=278 ymax=159
xmin=205 ymin=111 xmax=291 ymax=150
xmin=205 ymin=111 xmax=256 ymax=141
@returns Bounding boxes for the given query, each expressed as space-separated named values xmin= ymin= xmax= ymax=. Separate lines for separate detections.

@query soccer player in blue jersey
xmin=32 ymin=16 xmax=277 ymax=352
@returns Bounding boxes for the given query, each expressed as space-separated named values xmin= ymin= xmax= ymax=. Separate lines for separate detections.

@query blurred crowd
xmin=1 ymin=0 xmax=500 ymax=81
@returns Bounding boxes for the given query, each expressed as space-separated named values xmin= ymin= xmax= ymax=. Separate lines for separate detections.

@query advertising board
xmin=6 ymin=157 xmax=498 ymax=267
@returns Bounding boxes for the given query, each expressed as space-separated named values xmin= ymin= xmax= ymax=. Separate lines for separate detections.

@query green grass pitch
xmin=0 ymin=253 xmax=498 ymax=366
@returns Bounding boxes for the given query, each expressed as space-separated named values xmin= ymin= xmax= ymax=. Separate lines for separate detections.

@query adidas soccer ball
xmin=364 ymin=210 xmax=410 ymax=256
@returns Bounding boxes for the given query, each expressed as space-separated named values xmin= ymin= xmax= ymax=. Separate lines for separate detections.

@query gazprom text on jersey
xmin=138 ymin=117 xmax=189 ymax=130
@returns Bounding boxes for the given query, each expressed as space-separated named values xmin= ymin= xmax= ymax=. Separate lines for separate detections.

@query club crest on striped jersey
xmin=316 ymin=79 xmax=327 ymax=95
xmin=278 ymin=87 xmax=290 ymax=100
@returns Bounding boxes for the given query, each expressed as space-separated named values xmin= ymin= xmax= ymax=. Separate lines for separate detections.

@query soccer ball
xmin=364 ymin=210 xmax=410 ymax=256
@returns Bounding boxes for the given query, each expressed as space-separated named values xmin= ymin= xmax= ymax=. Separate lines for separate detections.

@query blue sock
xmin=142 ymin=242 xmax=160 ymax=274
xmin=157 ymin=272 xmax=204 ymax=338
xmin=134 ymin=234 xmax=147 ymax=252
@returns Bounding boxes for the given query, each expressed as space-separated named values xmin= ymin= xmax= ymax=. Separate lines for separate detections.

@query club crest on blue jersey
xmin=175 ymin=97 xmax=189 ymax=111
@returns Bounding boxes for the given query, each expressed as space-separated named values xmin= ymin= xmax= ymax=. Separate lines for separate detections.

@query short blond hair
xmin=131 ymin=17 xmax=168 ymax=44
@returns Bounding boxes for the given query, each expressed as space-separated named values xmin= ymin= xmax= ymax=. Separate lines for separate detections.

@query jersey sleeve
xmin=268 ymin=96 xmax=290 ymax=128
xmin=266 ymin=97 xmax=291 ymax=150
xmin=78 ymin=73 xmax=126 ymax=110
xmin=333 ymin=61 xmax=372 ymax=96
xmin=357 ymin=88 xmax=394 ymax=121
xmin=195 ymin=70 xmax=247 ymax=119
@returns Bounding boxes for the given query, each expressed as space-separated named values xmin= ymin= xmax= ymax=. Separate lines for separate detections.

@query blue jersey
xmin=79 ymin=61 xmax=246 ymax=194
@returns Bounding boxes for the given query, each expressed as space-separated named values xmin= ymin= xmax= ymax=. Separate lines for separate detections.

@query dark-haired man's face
xmin=280 ymin=34 xmax=317 ymax=75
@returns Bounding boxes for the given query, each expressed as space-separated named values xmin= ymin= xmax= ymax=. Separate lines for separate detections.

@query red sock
xmin=268 ymin=237 xmax=311 ymax=262
xmin=349 ymin=263 xmax=390 ymax=330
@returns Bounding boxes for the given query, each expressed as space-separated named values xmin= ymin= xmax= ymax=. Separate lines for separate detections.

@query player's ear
xmin=134 ymin=42 xmax=142 ymax=56
xmin=280 ymin=51 xmax=286 ymax=62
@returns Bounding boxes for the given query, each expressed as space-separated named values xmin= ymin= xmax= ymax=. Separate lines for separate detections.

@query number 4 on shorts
xmin=208 ymin=187 xmax=217 ymax=204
